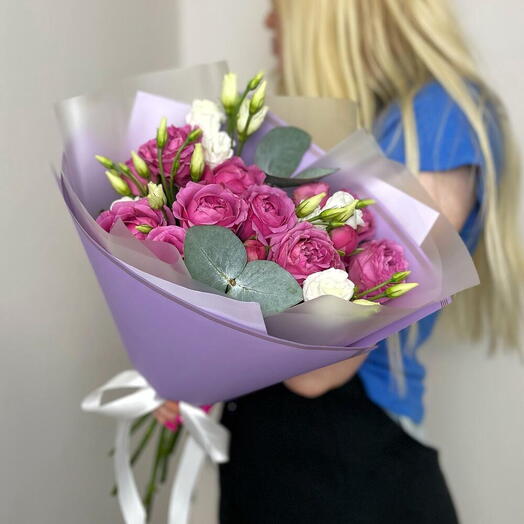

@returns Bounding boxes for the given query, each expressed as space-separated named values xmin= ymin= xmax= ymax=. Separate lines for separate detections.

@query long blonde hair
xmin=275 ymin=0 xmax=523 ymax=351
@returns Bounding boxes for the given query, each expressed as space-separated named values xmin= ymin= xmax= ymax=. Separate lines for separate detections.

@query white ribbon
xmin=82 ymin=371 xmax=229 ymax=524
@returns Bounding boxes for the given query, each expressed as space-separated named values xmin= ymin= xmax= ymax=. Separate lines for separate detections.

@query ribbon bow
xmin=82 ymin=370 xmax=230 ymax=524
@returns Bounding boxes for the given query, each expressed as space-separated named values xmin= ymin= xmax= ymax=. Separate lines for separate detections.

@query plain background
xmin=2 ymin=1 xmax=523 ymax=523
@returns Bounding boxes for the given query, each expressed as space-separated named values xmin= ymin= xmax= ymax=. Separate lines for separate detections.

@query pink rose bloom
xmin=238 ymin=185 xmax=297 ymax=243
xmin=292 ymin=181 xmax=330 ymax=207
xmin=244 ymin=239 xmax=267 ymax=262
xmin=269 ymin=222 xmax=344 ymax=283
xmin=172 ymin=182 xmax=248 ymax=230
xmin=208 ymin=157 xmax=266 ymax=195
xmin=125 ymin=125 xmax=200 ymax=194
xmin=96 ymin=198 xmax=167 ymax=239
xmin=347 ymin=239 xmax=408 ymax=299
xmin=148 ymin=225 xmax=186 ymax=255
xmin=330 ymin=226 xmax=358 ymax=257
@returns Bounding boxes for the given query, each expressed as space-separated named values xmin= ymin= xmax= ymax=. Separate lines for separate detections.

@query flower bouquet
xmin=55 ymin=63 xmax=478 ymax=524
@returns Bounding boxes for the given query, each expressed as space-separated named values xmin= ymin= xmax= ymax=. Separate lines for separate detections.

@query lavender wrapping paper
xmin=55 ymin=64 xmax=480 ymax=403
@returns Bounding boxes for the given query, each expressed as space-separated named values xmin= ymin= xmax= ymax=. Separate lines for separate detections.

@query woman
xmin=156 ymin=1 xmax=523 ymax=522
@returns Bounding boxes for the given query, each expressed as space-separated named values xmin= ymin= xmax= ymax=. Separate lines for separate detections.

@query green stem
xmin=159 ymin=428 xmax=181 ymax=484
xmin=143 ymin=426 xmax=168 ymax=520
xmin=157 ymin=148 xmax=171 ymax=204
xmin=116 ymin=165 xmax=147 ymax=197
xmin=169 ymin=136 xmax=192 ymax=204
xmin=108 ymin=414 xmax=151 ymax=457
xmin=354 ymin=278 xmax=394 ymax=299
xmin=110 ymin=418 xmax=158 ymax=497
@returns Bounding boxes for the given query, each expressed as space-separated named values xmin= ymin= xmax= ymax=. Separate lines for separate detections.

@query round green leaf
xmin=227 ymin=260 xmax=303 ymax=315
xmin=255 ymin=127 xmax=311 ymax=177
xmin=184 ymin=226 xmax=247 ymax=292
xmin=265 ymin=167 xmax=339 ymax=187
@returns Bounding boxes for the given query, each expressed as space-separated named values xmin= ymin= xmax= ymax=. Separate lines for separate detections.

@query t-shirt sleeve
xmin=374 ymin=82 xmax=486 ymax=173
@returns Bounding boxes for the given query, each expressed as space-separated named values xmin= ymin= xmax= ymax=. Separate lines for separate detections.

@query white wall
xmin=1 ymin=1 xmax=177 ymax=523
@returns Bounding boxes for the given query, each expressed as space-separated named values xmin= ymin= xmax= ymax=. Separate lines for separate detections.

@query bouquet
xmin=55 ymin=63 xmax=478 ymax=524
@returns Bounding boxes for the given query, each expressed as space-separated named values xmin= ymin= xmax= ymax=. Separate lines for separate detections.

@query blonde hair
xmin=275 ymin=0 xmax=523 ymax=351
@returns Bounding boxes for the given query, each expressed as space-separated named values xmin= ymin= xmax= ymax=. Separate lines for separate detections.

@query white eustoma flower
xmin=186 ymin=99 xmax=225 ymax=135
xmin=323 ymin=190 xmax=365 ymax=229
xmin=109 ymin=196 xmax=139 ymax=210
xmin=202 ymin=130 xmax=233 ymax=168
xmin=303 ymin=268 xmax=355 ymax=301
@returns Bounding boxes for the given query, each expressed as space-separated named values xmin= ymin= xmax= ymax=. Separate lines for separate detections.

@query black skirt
xmin=219 ymin=376 xmax=459 ymax=524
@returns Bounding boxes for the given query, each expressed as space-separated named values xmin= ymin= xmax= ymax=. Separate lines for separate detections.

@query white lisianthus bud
xmin=110 ymin=196 xmax=139 ymax=210
xmin=303 ymin=268 xmax=355 ymax=301
xmin=237 ymin=99 xmax=268 ymax=136
xmin=221 ymin=73 xmax=238 ymax=112
xmin=156 ymin=117 xmax=168 ymax=149
xmin=131 ymin=151 xmax=150 ymax=179
xmin=190 ymin=144 xmax=206 ymax=182
xmin=186 ymin=99 xmax=225 ymax=136
xmin=249 ymin=80 xmax=267 ymax=114
xmin=147 ymin=182 xmax=167 ymax=209
xmin=352 ymin=299 xmax=382 ymax=312
xmin=322 ymin=191 xmax=365 ymax=229
xmin=248 ymin=71 xmax=265 ymax=91
xmin=295 ymin=192 xmax=327 ymax=218
xmin=202 ymin=131 xmax=233 ymax=168
xmin=95 ymin=155 xmax=115 ymax=170
xmin=385 ymin=282 xmax=419 ymax=298
xmin=105 ymin=170 xmax=132 ymax=196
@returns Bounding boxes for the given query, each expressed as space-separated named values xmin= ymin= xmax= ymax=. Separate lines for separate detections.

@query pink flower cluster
xmin=97 ymin=125 xmax=409 ymax=297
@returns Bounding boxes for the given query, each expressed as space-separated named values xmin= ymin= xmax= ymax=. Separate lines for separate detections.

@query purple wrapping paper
xmin=77 ymin=221 xmax=371 ymax=404
xmin=55 ymin=64 xmax=479 ymax=403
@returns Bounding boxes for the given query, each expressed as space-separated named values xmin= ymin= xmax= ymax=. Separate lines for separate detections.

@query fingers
xmin=153 ymin=401 xmax=180 ymax=425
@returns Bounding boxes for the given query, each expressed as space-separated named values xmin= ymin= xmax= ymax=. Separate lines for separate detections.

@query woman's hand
xmin=153 ymin=401 xmax=180 ymax=426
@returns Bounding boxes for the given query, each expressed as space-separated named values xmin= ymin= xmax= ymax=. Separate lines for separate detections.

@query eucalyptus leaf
xmin=184 ymin=226 xmax=247 ymax=292
xmin=227 ymin=260 xmax=303 ymax=315
xmin=255 ymin=127 xmax=311 ymax=177
xmin=295 ymin=167 xmax=340 ymax=179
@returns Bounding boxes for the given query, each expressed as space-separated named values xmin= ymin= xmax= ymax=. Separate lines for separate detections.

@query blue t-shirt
xmin=358 ymin=81 xmax=503 ymax=423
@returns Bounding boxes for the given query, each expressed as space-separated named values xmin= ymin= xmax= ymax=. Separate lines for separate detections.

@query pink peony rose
xmin=347 ymin=239 xmax=408 ymax=298
xmin=148 ymin=225 xmax=186 ymax=255
xmin=125 ymin=125 xmax=201 ymax=194
xmin=269 ymin=221 xmax=344 ymax=283
xmin=330 ymin=226 xmax=359 ymax=257
xmin=237 ymin=185 xmax=297 ymax=243
xmin=208 ymin=157 xmax=266 ymax=195
xmin=244 ymin=239 xmax=267 ymax=261
xmin=172 ymin=182 xmax=248 ymax=230
xmin=96 ymin=198 xmax=168 ymax=239
xmin=292 ymin=182 xmax=330 ymax=207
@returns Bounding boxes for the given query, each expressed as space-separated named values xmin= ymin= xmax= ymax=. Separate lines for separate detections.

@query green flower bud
xmin=249 ymin=80 xmax=267 ymax=115
xmin=190 ymin=144 xmax=206 ymax=182
xmin=188 ymin=128 xmax=203 ymax=142
xmin=318 ymin=202 xmax=357 ymax=223
xmin=336 ymin=201 xmax=359 ymax=223
xmin=131 ymin=151 xmax=150 ymax=179
xmin=391 ymin=271 xmax=411 ymax=283
xmin=135 ymin=224 xmax=154 ymax=234
xmin=146 ymin=182 xmax=167 ymax=210
xmin=353 ymin=299 xmax=382 ymax=311
xmin=221 ymin=73 xmax=238 ymax=112
xmin=105 ymin=170 xmax=132 ymax=196
xmin=385 ymin=282 xmax=419 ymax=298
xmin=237 ymin=100 xmax=268 ymax=136
xmin=295 ymin=192 xmax=326 ymax=218
xmin=156 ymin=117 xmax=168 ymax=149
xmin=356 ymin=199 xmax=376 ymax=209
xmin=95 ymin=155 xmax=115 ymax=170
xmin=248 ymin=71 xmax=265 ymax=90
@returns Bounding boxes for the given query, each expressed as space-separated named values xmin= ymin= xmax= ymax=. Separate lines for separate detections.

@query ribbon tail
xmin=168 ymin=435 xmax=206 ymax=524
xmin=115 ymin=419 xmax=147 ymax=524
